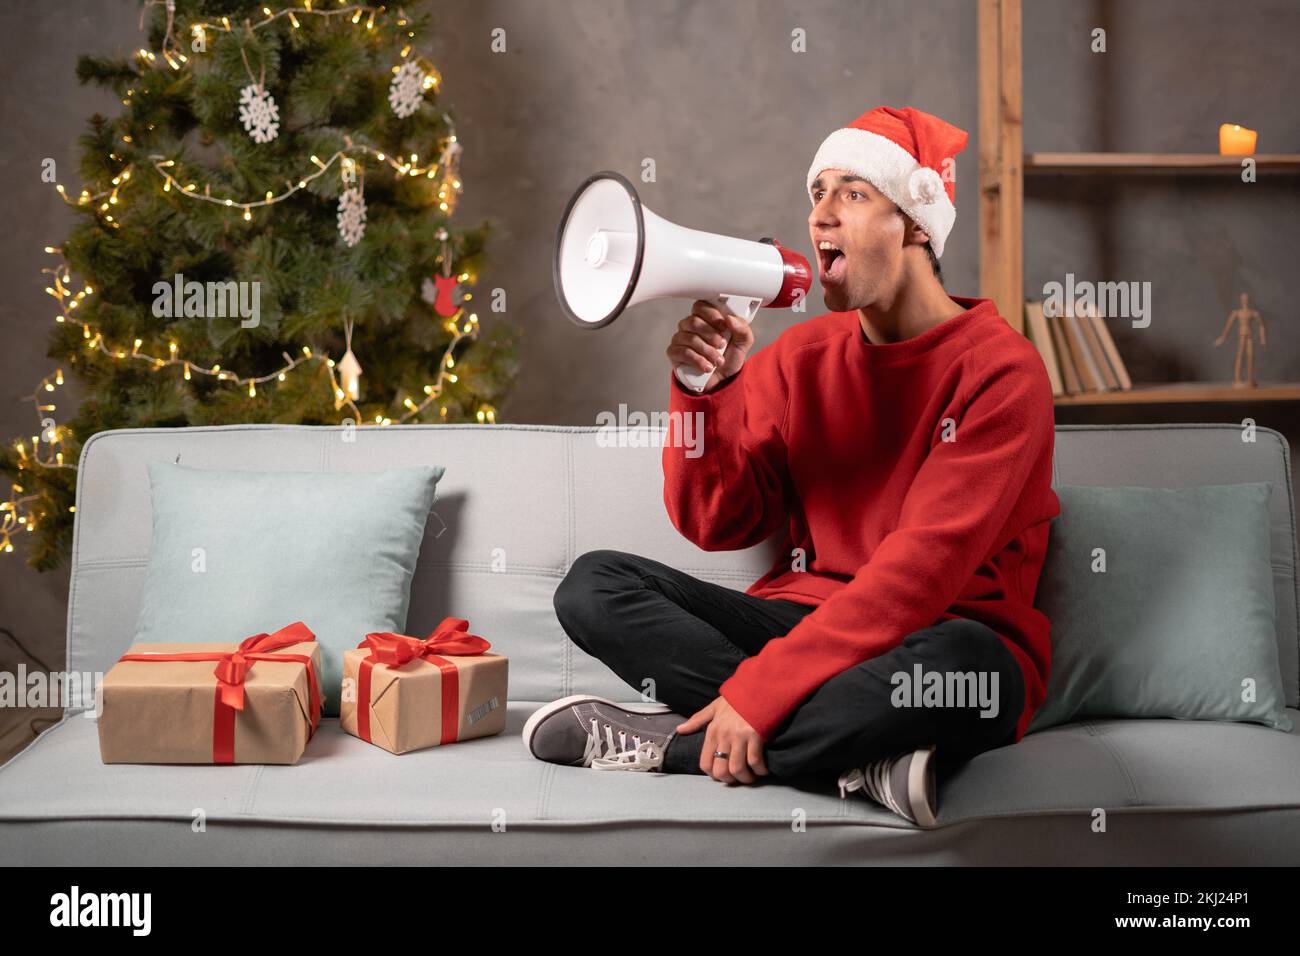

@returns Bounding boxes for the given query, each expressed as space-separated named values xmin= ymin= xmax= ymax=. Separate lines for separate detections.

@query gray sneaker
xmin=837 ymin=745 xmax=939 ymax=828
xmin=522 ymin=694 xmax=687 ymax=772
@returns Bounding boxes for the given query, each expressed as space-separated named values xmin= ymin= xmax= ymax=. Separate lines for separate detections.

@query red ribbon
xmin=355 ymin=617 xmax=490 ymax=747
xmin=117 ymin=621 xmax=322 ymax=764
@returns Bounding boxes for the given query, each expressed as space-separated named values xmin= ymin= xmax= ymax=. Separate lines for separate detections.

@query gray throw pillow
xmin=1029 ymin=482 xmax=1292 ymax=733
xmin=134 ymin=462 xmax=442 ymax=716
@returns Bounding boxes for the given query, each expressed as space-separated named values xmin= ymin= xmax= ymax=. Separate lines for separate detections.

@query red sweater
xmin=662 ymin=295 xmax=1059 ymax=743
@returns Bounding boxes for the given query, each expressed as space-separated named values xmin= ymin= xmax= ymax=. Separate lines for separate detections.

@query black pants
xmin=553 ymin=549 xmax=1025 ymax=783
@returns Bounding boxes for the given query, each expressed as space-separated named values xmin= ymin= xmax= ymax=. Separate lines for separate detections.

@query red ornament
xmin=432 ymin=274 xmax=460 ymax=317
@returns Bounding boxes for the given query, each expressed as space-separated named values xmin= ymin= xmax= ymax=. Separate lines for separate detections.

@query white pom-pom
xmin=908 ymin=167 xmax=944 ymax=205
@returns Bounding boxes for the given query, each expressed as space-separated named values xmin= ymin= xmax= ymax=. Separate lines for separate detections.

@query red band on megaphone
xmin=765 ymin=239 xmax=813 ymax=309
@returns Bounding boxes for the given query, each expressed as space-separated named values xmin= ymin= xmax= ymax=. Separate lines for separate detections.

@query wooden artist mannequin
xmin=1214 ymin=293 xmax=1267 ymax=387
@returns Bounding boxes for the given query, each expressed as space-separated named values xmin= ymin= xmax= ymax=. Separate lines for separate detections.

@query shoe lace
xmin=584 ymin=718 xmax=665 ymax=771
xmin=837 ymin=755 xmax=909 ymax=819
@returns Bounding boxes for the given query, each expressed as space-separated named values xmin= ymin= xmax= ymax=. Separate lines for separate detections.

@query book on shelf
xmin=1023 ymin=299 xmax=1131 ymax=397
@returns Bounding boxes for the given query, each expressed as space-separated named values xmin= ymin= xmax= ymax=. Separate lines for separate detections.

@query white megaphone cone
xmin=554 ymin=171 xmax=812 ymax=393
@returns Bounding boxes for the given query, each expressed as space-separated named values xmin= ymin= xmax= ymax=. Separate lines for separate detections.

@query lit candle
xmin=1219 ymin=123 xmax=1258 ymax=156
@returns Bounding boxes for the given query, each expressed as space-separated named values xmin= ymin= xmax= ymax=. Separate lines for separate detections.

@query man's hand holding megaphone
xmin=667 ymin=300 xmax=757 ymax=393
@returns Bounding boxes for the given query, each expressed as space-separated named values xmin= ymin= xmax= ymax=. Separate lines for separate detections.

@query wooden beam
xmin=977 ymin=0 xmax=1023 ymax=333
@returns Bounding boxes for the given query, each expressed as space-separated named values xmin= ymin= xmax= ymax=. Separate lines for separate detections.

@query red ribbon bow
xmin=117 ymin=621 xmax=322 ymax=764
xmin=354 ymin=617 xmax=490 ymax=746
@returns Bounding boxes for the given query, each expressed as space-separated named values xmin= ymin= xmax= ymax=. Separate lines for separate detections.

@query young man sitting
xmin=524 ymin=105 xmax=1060 ymax=828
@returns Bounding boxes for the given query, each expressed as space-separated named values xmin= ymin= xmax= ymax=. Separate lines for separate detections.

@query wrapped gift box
xmin=340 ymin=618 xmax=508 ymax=754
xmin=98 ymin=622 xmax=323 ymax=765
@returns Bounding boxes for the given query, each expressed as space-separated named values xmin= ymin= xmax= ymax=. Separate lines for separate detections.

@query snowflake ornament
xmin=337 ymin=187 xmax=367 ymax=246
xmin=238 ymin=83 xmax=280 ymax=143
xmin=388 ymin=61 xmax=428 ymax=118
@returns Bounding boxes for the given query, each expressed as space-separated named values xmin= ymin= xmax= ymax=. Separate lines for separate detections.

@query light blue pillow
xmin=134 ymin=462 xmax=442 ymax=716
xmin=1029 ymin=482 xmax=1292 ymax=733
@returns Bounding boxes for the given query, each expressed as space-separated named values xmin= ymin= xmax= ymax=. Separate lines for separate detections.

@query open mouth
xmin=817 ymin=240 xmax=847 ymax=284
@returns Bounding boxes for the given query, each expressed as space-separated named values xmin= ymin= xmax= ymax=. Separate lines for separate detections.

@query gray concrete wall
xmin=2 ymin=1 xmax=1297 ymax=686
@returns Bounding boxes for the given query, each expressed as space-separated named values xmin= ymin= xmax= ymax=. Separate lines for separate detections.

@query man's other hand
xmin=675 ymin=695 xmax=770 ymax=784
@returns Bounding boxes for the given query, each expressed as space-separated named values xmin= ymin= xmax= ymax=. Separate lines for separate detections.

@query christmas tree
xmin=0 ymin=0 xmax=519 ymax=571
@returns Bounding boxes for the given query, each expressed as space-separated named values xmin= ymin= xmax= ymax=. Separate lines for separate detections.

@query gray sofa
xmin=1 ymin=421 xmax=1298 ymax=865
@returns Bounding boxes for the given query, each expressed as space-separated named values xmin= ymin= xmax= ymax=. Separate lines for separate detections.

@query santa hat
xmin=806 ymin=106 xmax=969 ymax=258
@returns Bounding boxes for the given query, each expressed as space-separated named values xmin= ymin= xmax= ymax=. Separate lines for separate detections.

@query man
xmin=524 ymin=105 xmax=1060 ymax=828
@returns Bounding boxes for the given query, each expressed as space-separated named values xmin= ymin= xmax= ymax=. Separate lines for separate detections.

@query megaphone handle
xmin=674 ymin=294 xmax=762 ymax=393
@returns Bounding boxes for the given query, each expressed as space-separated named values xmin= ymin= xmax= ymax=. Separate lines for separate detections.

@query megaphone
xmin=554 ymin=171 xmax=812 ymax=393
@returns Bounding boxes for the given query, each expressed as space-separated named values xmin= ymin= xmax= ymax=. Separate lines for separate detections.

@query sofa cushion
xmin=2 ymin=702 xmax=1298 ymax=865
xmin=1030 ymin=482 xmax=1291 ymax=733
xmin=133 ymin=461 xmax=442 ymax=715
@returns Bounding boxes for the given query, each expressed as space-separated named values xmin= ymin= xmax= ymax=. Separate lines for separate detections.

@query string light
xmin=51 ymin=1 xmax=463 ymax=225
xmin=19 ymin=249 xmax=487 ymax=469
xmin=145 ymin=135 xmax=463 ymax=216
xmin=47 ymin=137 xmax=463 ymax=232
xmin=141 ymin=3 xmax=390 ymax=69
xmin=10 ymin=253 xmax=489 ymax=552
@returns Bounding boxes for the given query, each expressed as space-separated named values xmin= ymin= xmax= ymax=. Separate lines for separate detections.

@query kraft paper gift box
xmin=98 ymin=621 xmax=323 ymax=765
xmin=340 ymin=617 xmax=508 ymax=754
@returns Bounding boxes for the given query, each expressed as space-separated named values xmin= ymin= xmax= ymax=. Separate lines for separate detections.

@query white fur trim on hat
xmin=806 ymin=127 xmax=956 ymax=258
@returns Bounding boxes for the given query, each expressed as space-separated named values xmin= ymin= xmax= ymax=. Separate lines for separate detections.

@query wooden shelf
xmin=1025 ymin=152 xmax=1300 ymax=174
xmin=1054 ymin=382 xmax=1300 ymax=406
xmin=979 ymin=7 xmax=1298 ymax=409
